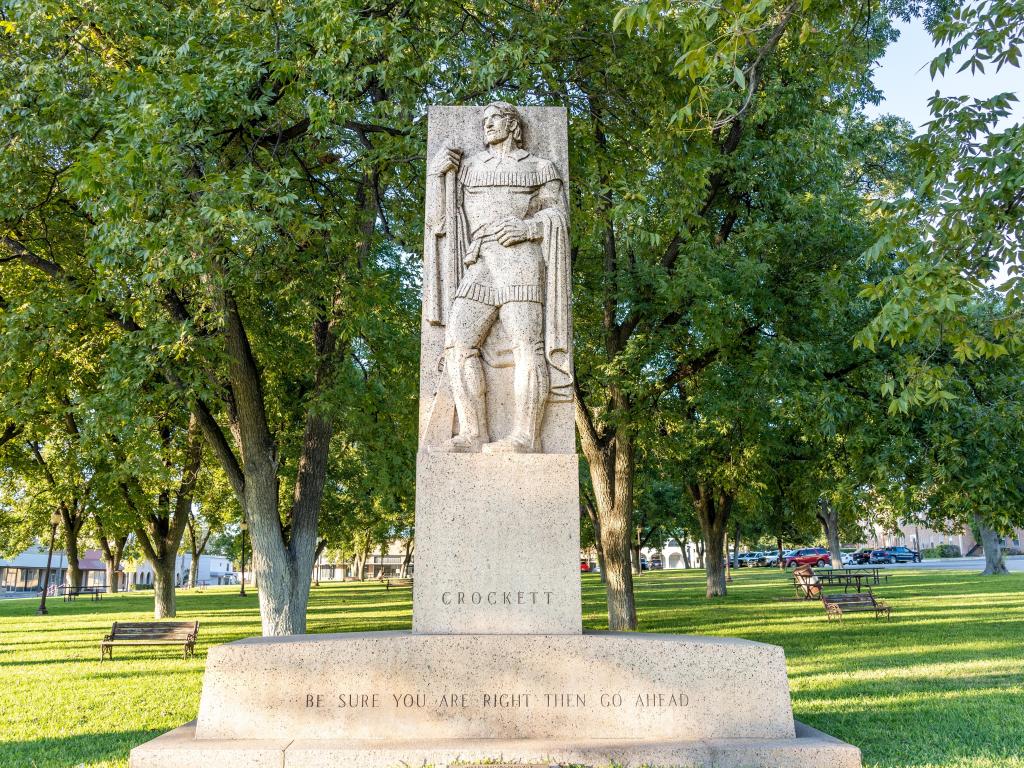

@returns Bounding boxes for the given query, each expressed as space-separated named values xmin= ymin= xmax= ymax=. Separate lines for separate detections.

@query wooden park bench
xmin=100 ymin=621 xmax=199 ymax=661
xmin=383 ymin=578 xmax=413 ymax=591
xmin=823 ymin=590 xmax=892 ymax=622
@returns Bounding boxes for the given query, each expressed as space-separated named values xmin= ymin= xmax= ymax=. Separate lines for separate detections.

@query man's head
xmin=482 ymin=102 xmax=524 ymax=148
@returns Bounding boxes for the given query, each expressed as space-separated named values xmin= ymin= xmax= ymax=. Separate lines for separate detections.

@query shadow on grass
xmin=2 ymin=729 xmax=161 ymax=768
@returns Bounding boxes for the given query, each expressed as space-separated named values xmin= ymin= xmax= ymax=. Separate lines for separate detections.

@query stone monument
xmin=130 ymin=105 xmax=863 ymax=768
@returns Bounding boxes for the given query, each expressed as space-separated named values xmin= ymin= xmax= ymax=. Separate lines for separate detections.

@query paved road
xmin=880 ymin=556 xmax=1024 ymax=572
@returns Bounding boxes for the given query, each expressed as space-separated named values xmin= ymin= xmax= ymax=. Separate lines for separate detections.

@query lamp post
xmin=239 ymin=520 xmax=248 ymax=597
xmin=37 ymin=511 xmax=61 ymax=616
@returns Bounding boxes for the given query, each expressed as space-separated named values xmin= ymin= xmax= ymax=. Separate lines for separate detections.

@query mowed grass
xmin=0 ymin=568 xmax=1021 ymax=768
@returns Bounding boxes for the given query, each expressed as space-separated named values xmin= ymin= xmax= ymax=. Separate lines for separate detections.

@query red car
xmin=580 ymin=561 xmax=591 ymax=572
xmin=784 ymin=547 xmax=832 ymax=568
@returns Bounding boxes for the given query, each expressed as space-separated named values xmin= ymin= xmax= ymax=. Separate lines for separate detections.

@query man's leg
xmin=434 ymin=297 xmax=496 ymax=453
xmin=484 ymin=301 xmax=548 ymax=454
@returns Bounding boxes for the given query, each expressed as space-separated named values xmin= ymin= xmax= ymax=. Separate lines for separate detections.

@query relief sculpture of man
xmin=424 ymin=102 xmax=572 ymax=454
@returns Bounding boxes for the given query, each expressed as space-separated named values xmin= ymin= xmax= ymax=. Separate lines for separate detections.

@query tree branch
xmin=0 ymin=423 xmax=21 ymax=449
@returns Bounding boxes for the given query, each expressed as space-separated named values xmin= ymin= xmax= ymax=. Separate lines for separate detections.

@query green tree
xmin=857 ymin=0 xmax=1024 ymax=406
xmin=0 ymin=0 xmax=442 ymax=634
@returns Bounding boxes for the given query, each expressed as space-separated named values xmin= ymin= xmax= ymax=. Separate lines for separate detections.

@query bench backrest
xmin=823 ymin=593 xmax=874 ymax=606
xmin=110 ymin=621 xmax=198 ymax=640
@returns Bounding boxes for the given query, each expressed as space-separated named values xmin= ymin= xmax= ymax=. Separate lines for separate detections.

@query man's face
xmin=483 ymin=109 xmax=513 ymax=146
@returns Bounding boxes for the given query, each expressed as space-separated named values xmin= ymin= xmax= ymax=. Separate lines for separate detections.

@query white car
xmin=840 ymin=552 xmax=855 ymax=566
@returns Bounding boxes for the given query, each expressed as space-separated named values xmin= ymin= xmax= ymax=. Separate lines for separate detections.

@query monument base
xmin=132 ymin=719 xmax=860 ymax=768
xmin=130 ymin=631 xmax=861 ymax=768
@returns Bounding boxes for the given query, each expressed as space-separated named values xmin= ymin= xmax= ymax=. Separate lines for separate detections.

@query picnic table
xmin=63 ymin=586 xmax=104 ymax=602
xmin=816 ymin=567 xmax=888 ymax=593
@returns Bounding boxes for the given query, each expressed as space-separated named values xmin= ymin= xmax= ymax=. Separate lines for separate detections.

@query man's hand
xmin=429 ymin=144 xmax=462 ymax=176
xmin=495 ymin=217 xmax=533 ymax=246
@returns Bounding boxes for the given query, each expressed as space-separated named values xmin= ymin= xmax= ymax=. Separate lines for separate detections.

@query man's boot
xmin=483 ymin=342 xmax=547 ymax=454
xmin=431 ymin=346 xmax=489 ymax=454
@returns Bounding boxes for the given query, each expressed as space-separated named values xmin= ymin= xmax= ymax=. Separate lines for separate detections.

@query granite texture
xmin=130 ymin=720 xmax=861 ymax=768
xmin=129 ymin=721 xmax=288 ymax=768
xmin=192 ymin=631 xmax=794 ymax=742
xmin=413 ymin=452 xmax=581 ymax=634
xmin=419 ymin=105 xmax=574 ymax=455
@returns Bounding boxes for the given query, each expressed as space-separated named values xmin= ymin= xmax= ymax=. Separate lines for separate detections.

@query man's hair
xmin=483 ymin=101 xmax=524 ymax=148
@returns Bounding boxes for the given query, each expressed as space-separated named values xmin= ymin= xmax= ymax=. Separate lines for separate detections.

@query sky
xmin=867 ymin=17 xmax=1023 ymax=130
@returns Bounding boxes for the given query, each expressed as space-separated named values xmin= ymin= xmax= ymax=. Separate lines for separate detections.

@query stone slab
xmin=129 ymin=721 xmax=290 ymax=768
xmin=412 ymin=453 xmax=581 ymax=634
xmin=193 ymin=631 xmax=793 ymax=742
xmin=130 ymin=721 xmax=860 ymax=768
xmin=418 ymin=105 xmax=573 ymax=455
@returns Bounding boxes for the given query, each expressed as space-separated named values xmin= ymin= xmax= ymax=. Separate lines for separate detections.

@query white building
xmin=647 ymin=539 xmax=702 ymax=569
xmin=0 ymin=546 xmax=235 ymax=594
xmin=130 ymin=553 xmax=235 ymax=588
xmin=0 ymin=547 xmax=115 ymax=592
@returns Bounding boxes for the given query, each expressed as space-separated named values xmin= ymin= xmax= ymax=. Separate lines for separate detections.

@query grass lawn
xmin=1 ymin=568 xmax=1022 ymax=768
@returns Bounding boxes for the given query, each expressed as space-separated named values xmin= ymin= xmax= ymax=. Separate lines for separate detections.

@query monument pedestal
xmin=413 ymin=454 xmax=581 ymax=634
xmin=129 ymin=103 xmax=862 ymax=768
xmin=130 ymin=631 xmax=862 ymax=768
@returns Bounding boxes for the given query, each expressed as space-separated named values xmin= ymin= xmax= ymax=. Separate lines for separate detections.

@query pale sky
xmin=867 ymin=18 xmax=1023 ymax=130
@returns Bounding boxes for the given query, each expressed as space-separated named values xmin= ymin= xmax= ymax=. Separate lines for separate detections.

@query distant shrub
xmin=922 ymin=544 xmax=962 ymax=559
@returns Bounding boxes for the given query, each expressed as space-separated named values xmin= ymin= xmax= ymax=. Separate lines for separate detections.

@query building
xmin=0 ymin=547 xmax=120 ymax=593
xmin=130 ymin=553 xmax=235 ymax=588
xmin=314 ymin=541 xmax=414 ymax=581
xmin=0 ymin=547 xmax=234 ymax=594
xmin=650 ymin=539 xmax=702 ymax=569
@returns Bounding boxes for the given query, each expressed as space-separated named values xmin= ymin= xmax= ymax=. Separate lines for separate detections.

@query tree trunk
xmin=130 ymin=416 xmax=203 ymax=621
xmin=733 ymin=523 xmax=741 ymax=566
xmin=691 ymin=483 xmax=731 ymax=598
xmin=185 ymin=516 xmax=212 ymax=589
xmin=94 ymin=515 xmax=127 ymax=594
xmin=975 ymin=513 xmax=1009 ymax=575
xmin=724 ymin=530 xmax=731 ymax=583
xmin=583 ymin=499 xmax=607 ymax=584
xmin=246 ymin=465 xmax=310 ymax=635
xmin=354 ymin=544 xmax=368 ymax=581
xmin=776 ymin=536 xmax=785 ymax=570
xmin=817 ymin=498 xmax=843 ymax=568
xmin=104 ymin=561 xmax=117 ymax=593
xmin=399 ymin=538 xmax=413 ymax=579
xmin=681 ymin=532 xmax=691 ymax=569
xmin=152 ymin=555 xmax=177 ymax=618
xmin=312 ymin=539 xmax=328 ymax=585
xmin=63 ymin=520 xmax=82 ymax=589
xmin=579 ymin=429 xmax=637 ymax=630
xmin=696 ymin=539 xmax=705 ymax=569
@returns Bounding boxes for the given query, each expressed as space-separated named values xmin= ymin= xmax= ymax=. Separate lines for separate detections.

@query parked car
xmin=784 ymin=547 xmax=832 ymax=568
xmin=840 ymin=552 xmax=855 ymax=566
xmin=851 ymin=547 xmax=874 ymax=565
xmin=580 ymin=561 xmax=591 ymax=572
xmin=870 ymin=546 xmax=921 ymax=564
xmin=735 ymin=552 xmax=760 ymax=567
xmin=761 ymin=550 xmax=790 ymax=567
